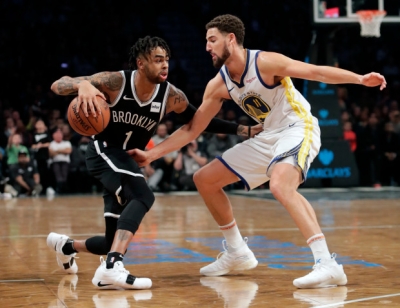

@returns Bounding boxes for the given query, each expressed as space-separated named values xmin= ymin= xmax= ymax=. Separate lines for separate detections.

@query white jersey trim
xmin=131 ymin=71 xmax=160 ymax=107
xmin=93 ymin=140 xmax=144 ymax=178
xmin=109 ymin=71 xmax=127 ymax=107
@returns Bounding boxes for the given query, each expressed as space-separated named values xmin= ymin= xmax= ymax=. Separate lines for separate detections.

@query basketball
xmin=67 ymin=96 xmax=110 ymax=136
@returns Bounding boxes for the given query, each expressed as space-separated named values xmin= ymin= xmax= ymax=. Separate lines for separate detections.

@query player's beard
xmin=144 ymin=66 xmax=165 ymax=84
xmin=212 ymin=44 xmax=230 ymax=69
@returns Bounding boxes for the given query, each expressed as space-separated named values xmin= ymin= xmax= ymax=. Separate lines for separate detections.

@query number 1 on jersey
xmin=123 ymin=131 xmax=133 ymax=150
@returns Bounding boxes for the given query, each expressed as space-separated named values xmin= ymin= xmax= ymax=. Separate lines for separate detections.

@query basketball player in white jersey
xmin=130 ymin=14 xmax=386 ymax=288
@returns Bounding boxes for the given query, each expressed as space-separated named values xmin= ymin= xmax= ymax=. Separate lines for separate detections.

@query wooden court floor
xmin=0 ymin=188 xmax=399 ymax=307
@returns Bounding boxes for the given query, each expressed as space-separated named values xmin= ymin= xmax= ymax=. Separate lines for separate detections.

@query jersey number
xmin=123 ymin=131 xmax=133 ymax=150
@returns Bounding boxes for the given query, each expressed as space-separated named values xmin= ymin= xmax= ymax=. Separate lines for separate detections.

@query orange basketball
xmin=67 ymin=96 xmax=110 ymax=136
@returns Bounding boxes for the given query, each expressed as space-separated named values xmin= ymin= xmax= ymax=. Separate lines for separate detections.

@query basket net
xmin=356 ymin=10 xmax=386 ymax=37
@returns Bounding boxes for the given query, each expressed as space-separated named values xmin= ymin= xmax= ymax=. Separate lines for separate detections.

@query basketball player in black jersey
xmin=46 ymin=36 xmax=262 ymax=290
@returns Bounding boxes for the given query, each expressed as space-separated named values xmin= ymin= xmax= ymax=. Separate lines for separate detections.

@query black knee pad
xmin=120 ymin=174 xmax=155 ymax=210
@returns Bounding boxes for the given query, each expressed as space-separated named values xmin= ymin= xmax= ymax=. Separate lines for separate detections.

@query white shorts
xmin=217 ymin=117 xmax=321 ymax=190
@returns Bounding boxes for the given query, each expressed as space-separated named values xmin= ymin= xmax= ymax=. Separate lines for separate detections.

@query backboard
xmin=313 ymin=0 xmax=400 ymax=23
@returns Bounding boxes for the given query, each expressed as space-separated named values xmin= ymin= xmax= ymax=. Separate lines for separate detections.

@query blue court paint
xmin=124 ymin=236 xmax=381 ymax=269
xmin=124 ymin=239 xmax=214 ymax=265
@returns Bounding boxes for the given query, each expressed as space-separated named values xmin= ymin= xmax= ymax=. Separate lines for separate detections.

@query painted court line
xmin=314 ymin=293 xmax=400 ymax=308
xmin=0 ymin=279 xmax=45 ymax=283
xmin=1 ymin=224 xmax=399 ymax=239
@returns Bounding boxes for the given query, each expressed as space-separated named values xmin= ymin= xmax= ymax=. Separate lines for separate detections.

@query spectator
xmin=0 ymin=146 xmax=8 ymax=193
xmin=6 ymin=133 xmax=29 ymax=166
xmin=173 ymin=140 xmax=208 ymax=191
xmin=49 ymin=128 xmax=72 ymax=194
xmin=31 ymin=119 xmax=51 ymax=194
xmin=388 ymin=110 xmax=400 ymax=135
xmin=68 ymin=135 xmax=98 ymax=193
xmin=380 ymin=122 xmax=400 ymax=186
xmin=1 ymin=117 xmax=16 ymax=147
xmin=207 ymin=133 xmax=238 ymax=158
xmin=356 ymin=113 xmax=382 ymax=187
xmin=343 ymin=121 xmax=357 ymax=152
xmin=15 ymin=119 xmax=33 ymax=147
xmin=8 ymin=149 xmax=42 ymax=197
xmin=151 ymin=123 xmax=178 ymax=191
xmin=142 ymin=139 xmax=164 ymax=192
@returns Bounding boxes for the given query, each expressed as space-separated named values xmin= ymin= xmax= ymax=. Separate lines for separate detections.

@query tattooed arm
xmin=50 ymin=72 xmax=123 ymax=117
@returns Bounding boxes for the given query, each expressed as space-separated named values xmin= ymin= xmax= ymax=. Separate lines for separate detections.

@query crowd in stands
xmin=0 ymin=0 xmax=399 ymax=197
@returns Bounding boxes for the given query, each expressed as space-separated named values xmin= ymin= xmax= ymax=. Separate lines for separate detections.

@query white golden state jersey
xmin=219 ymin=49 xmax=315 ymax=132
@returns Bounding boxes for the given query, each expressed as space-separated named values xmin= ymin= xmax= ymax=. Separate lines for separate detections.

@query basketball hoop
xmin=356 ymin=10 xmax=386 ymax=37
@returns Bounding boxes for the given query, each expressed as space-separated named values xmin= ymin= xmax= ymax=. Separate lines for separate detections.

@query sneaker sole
xmin=92 ymin=277 xmax=152 ymax=290
xmin=201 ymin=258 xmax=259 ymax=277
xmin=293 ymin=274 xmax=348 ymax=289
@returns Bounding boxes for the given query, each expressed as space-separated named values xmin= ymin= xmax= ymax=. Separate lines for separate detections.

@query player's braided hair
xmin=128 ymin=36 xmax=171 ymax=70
xmin=206 ymin=14 xmax=245 ymax=46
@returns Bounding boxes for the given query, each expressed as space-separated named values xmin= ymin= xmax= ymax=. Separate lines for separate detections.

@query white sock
xmin=307 ymin=233 xmax=331 ymax=263
xmin=219 ymin=219 xmax=243 ymax=249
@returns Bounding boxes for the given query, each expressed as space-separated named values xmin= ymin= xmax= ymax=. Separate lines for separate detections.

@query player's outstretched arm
xmin=166 ymin=84 xmax=262 ymax=137
xmin=50 ymin=72 xmax=122 ymax=117
xmin=259 ymin=52 xmax=386 ymax=90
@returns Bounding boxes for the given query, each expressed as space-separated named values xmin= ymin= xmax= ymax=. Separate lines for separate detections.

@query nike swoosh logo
xmin=228 ymin=87 xmax=234 ymax=92
xmin=123 ymin=95 xmax=135 ymax=100
xmin=97 ymin=281 xmax=113 ymax=287
xmin=289 ymin=123 xmax=295 ymax=127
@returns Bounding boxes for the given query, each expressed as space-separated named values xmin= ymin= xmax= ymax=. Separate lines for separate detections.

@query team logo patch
xmin=150 ymin=102 xmax=161 ymax=113
xmin=241 ymin=95 xmax=271 ymax=122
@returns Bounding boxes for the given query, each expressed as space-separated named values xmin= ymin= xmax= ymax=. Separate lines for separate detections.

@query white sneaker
xmin=201 ymin=277 xmax=258 ymax=308
xmin=293 ymin=254 xmax=347 ymax=289
xmin=92 ymin=257 xmax=152 ymax=290
xmin=200 ymin=238 xmax=258 ymax=276
xmin=47 ymin=232 xmax=78 ymax=274
xmin=293 ymin=286 xmax=348 ymax=307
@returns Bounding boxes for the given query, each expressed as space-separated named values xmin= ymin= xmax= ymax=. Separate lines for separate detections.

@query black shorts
xmin=85 ymin=139 xmax=146 ymax=216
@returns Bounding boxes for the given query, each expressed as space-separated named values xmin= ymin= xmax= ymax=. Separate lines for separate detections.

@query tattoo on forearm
xmin=54 ymin=72 xmax=122 ymax=95
xmin=97 ymin=72 xmax=122 ymax=91
xmin=237 ymin=125 xmax=246 ymax=136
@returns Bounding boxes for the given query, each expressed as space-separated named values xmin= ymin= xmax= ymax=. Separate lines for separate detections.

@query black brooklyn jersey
xmin=95 ymin=70 xmax=169 ymax=150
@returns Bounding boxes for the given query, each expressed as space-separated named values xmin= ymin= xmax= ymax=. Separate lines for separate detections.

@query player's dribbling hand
xmin=361 ymin=72 xmax=387 ymax=90
xmin=76 ymin=81 xmax=107 ymax=117
xmin=127 ymin=149 xmax=151 ymax=167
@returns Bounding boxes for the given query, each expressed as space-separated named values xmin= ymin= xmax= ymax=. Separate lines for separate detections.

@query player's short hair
xmin=128 ymin=36 xmax=171 ymax=70
xmin=206 ymin=14 xmax=245 ymax=46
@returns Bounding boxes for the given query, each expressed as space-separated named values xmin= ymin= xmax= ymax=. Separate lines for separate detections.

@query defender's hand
xmin=361 ymin=72 xmax=387 ymax=90
xmin=127 ymin=149 xmax=152 ymax=167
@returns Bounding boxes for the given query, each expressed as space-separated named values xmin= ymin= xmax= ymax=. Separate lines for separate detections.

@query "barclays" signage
xmin=317 ymin=109 xmax=339 ymax=127
xmin=311 ymin=82 xmax=336 ymax=95
xmin=307 ymin=149 xmax=351 ymax=179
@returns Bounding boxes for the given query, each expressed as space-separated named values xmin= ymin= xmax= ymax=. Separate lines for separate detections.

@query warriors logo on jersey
xmin=241 ymin=94 xmax=271 ymax=123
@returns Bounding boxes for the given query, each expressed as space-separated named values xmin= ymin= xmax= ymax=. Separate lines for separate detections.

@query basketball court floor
xmin=0 ymin=187 xmax=399 ymax=307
